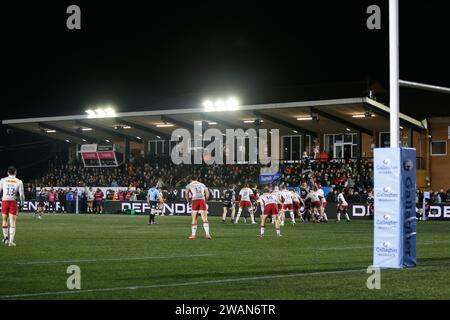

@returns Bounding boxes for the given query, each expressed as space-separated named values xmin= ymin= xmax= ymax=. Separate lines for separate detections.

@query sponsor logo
xmin=428 ymin=205 xmax=450 ymax=219
xmin=383 ymin=159 xmax=391 ymax=165
xmin=375 ymin=241 xmax=398 ymax=256
xmin=403 ymin=159 xmax=414 ymax=171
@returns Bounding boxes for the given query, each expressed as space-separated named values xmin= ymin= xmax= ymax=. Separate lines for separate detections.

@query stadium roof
xmin=2 ymin=97 xmax=426 ymax=144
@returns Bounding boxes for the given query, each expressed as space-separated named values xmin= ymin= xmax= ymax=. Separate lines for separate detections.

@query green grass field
xmin=0 ymin=213 xmax=449 ymax=300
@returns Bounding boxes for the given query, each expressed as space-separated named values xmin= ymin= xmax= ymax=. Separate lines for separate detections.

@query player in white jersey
xmin=305 ymin=186 xmax=322 ymax=223
xmin=0 ymin=166 xmax=25 ymax=246
xmin=291 ymin=190 xmax=303 ymax=222
xmin=259 ymin=188 xmax=281 ymax=237
xmin=317 ymin=183 xmax=329 ymax=222
xmin=271 ymin=185 xmax=282 ymax=224
xmin=279 ymin=185 xmax=296 ymax=225
xmin=185 ymin=176 xmax=211 ymax=239
xmin=235 ymin=184 xmax=256 ymax=224
xmin=336 ymin=187 xmax=350 ymax=222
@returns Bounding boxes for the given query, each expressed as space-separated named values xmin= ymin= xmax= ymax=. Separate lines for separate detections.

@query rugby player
xmin=259 ymin=187 xmax=281 ymax=237
xmin=221 ymin=185 xmax=236 ymax=223
xmin=0 ymin=166 xmax=25 ymax=246
xmin=185 ymin=176 xmax=211 ymax=239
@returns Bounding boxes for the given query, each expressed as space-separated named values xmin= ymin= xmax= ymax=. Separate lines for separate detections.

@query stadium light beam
xmin=202 ymin=97 xmax=240 ymax=112
xmin=156 ymin=123 xmax=174 ymax=128
xmin=85 ymin=106 xmax=117 ymax=119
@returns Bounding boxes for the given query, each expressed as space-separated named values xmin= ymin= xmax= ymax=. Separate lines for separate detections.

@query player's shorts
xmin=2 ymin=201 xmax=18 ymax=216
xmin=222 ymin=201 xmax=233 ymax=208
xmin=264 ymin=203 xmax=278 ymax=216
xmin=277 ymin=204 xmax=282 ymax=210
xmin=321 ymin=201 xmax=327 ymax=208
xmin=94 ymin=200 xmax=103 ymax=207
xmin=149 ymin=201 xmax=158 ymax=209
xmin=338 ymin=204 xmax=348 ymax=211
xmin=311 ymin=201 xmax=322 ymax=208
xmin=282 ymin=203 xmax=293 ymax=211
xmin=239 ymin=200 xmax=252 ymax=209
xmin=293 ymin=202 xmax=300 ymax=210
xmin=191 ymin=199 xmax=207 ymax=211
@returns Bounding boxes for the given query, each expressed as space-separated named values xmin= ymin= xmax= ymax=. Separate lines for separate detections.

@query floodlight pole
xmin=389 ymin=0 xmax=400 ymax=148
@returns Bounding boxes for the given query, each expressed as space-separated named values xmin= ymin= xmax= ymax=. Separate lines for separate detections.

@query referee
xmin=147 ymin=186 xmax=161 ymax=225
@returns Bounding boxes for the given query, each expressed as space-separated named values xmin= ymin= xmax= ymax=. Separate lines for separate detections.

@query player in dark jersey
xmin=367 ymin=191 xmax=374 ymax=220
xmin=222 ymin=186 xmax=236 ymax=223
xmin=251 ymin=184 xmax=260 ymax=220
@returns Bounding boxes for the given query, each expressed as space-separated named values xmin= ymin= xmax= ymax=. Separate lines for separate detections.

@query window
xmin=281 ymin=135 xmax=302 ymax=161
xmin=431 ymin=141 xmax=447 ymax=156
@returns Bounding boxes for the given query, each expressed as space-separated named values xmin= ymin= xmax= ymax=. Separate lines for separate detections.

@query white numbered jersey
xmin=0 ymin=176 xmax=25 ymax=202
xmin=280 ymin=190 xmax=293 ymax=204
xmin=239 ymin=188 xmax=253 ymax=202
xmin=337 ymin=193 xmax=348 ymax=206
xmin=86 ymin=190 xmax=94 ymax=201
xmin=260 ymin=193 xmax=278 ymax=206
xmin=186 ymin=182 xmax=207 ymax=200
xmin=317 ymin=189 xmax=326 ymax=202
xmin=272 ymin=190 xmax=282 ymax=204
xmin=306 ymin=191 xmax=321 ymax=203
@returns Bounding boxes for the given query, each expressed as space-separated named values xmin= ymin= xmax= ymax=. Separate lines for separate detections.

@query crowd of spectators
xmin=27 ymin=155 xmax=449 ymax=205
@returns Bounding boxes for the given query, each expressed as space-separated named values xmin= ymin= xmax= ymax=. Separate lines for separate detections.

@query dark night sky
xmin=1 ymin=1 xmax=449 ymax=130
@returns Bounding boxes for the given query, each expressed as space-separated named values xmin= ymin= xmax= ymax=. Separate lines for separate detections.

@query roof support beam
xmin=161 ymin=115 xmax=194 ymax=130
xmin=201 ymin=113 xmax=243 ymax=130
xmin=75 ymin=120 xmax=142 ymax=144
xmin=38 ymin=122 xmax=99 ymax=143
xmin=309 ymin=107 xmax=373 ymax=136
xmin=252 ymin=111 xmax=317 ymax=137
xmin=115 ymin=119 xmax=170 ymax=140
xmin=363 ymin=104 xmax=426 ymax=133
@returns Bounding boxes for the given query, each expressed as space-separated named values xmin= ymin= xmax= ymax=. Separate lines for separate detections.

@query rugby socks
xmin=323 ymin=213 xmax=329 ymax=221
xmin=203 ymin=221 xmax=210 ymax=237
xmin=2 ymin=226 xmax=8 ymax=239
xmin=191 ymin=224 xmax=197 ymax=236
xmin=236 ymin=209 xmax=242 ymax=223
xmin=276 ymin=227 xmax=281 ymax=236
xmin=290 ymin=212 xmax=296 ymax=223
xmin=250 ymin=211 xmax=256 ymax=224
xmin=260 ymin=226 xmax=265 ymax=236
xmin=337 ymin=212 xmax=341 ymax=222
xmin=149 ymin=209 xmax=155 ymax=224
xmin=345 ymin=214 xmax=350 ymax=221
xmin=9 ymin=227 xmax=15 ymax=243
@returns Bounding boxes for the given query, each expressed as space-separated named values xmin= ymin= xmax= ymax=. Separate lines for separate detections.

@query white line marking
xmin=15 ymin=254 xmax=216 ymax=265
xmin=9 ymin=241 xmax=450 ymax=266
xmin=0 ymin=268 xmax=366 ymax=299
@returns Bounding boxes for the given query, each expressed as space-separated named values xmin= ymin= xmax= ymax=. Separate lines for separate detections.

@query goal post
xmin=373 ymin=0 xmax=417 ymax=269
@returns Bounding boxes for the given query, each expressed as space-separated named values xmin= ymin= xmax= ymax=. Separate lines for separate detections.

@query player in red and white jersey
xmin=235 ymin=184 xmax=256 ymax=224
xmin=185 ymin=176 xmax=211 ymax=239
xmin=259 ymin=188 xmax=281 ymax=237
xmin=291 ymin=190 xmax=305 ymax=222
xmin=305 ymin=186 xmax=322 ymax=223
xmin=279 ymin=185 xmax=296 ymax=225
xmin=317 ymin=183 xmax=329 ymax=222
xmin=0 ymin=166 xmax=25 ymax=246
xmin=269 ymin=186 xmax=282 ymax=224
xmin=336 ymin=187 xmax=350 ymax=223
